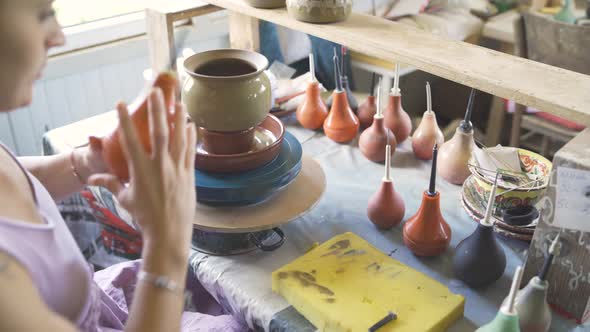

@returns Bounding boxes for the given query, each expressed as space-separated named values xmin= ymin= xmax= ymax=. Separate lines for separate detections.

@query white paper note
xmin=553 ymin=167 xmax=590 ymax=232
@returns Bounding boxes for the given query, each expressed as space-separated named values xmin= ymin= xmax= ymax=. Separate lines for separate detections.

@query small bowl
xmin=195 ymin=114 xmax=285 ymax=173
xmin=468 ymin=148 xmax=552 ymax=212
xmin=198 ymin=126 xmax=255 ymax=155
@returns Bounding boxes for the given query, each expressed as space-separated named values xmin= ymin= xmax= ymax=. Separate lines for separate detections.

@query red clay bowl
xmin=198 ymin=126 xmax=256 ymax=155
xmin=195 ymin=114 xmax=285 ymax=173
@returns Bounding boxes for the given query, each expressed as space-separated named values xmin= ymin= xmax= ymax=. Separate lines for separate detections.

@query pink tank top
xmin=0 ymin=143 xmax=247 ymax=332
xmin=0 ymin=144 xmax=100 ymax=330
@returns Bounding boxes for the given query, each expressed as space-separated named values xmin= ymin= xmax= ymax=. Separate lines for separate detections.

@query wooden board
xmin=202 ymin=0 xmax=590 ymax=126
xmin=193 ymin=154 xmax=326 ymax=233
xmin=272 ymin=232 xmax=465 ymax=332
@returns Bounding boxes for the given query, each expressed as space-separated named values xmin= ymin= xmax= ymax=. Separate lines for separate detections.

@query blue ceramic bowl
xmin=195 ymin=131 xmax=302 ymax=206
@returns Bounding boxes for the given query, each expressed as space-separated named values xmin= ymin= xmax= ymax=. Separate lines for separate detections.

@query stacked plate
xmin=461 ymin=175 xmax=537 ymax=242
xmin=194 ymin=114 xmax=303 ymax=206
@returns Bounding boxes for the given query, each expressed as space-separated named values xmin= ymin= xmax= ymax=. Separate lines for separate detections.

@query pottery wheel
xmin=193 ymin=154 xmax=325 ymax=233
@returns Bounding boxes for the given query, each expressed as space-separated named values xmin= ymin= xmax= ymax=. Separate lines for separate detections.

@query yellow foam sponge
xmin=272 ymin=232 xmax=464 ymax=332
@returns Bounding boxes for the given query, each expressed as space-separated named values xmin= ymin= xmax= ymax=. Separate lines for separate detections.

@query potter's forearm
xmin=18 ymin=147 xmax=92 ymax=201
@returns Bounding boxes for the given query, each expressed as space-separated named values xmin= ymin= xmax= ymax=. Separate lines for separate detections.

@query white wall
xmin=0 ymin=11 xmax=229 ymax=156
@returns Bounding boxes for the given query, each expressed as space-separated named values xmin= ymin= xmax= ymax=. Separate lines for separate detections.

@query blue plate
xmin=195 ymin=131 xmax=302 ymax=206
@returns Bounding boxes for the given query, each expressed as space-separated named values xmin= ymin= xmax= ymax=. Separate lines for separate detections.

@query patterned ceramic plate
xmin=462 ymin=175 xmax=536 ymax=241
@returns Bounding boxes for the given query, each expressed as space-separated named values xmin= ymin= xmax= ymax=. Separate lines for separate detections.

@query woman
xmin=0 ymin=1 xmax=245 ymax=331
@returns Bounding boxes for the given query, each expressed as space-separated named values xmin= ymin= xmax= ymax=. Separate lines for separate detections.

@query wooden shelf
xmin=200 ymin=0 xmax=590 ymax=126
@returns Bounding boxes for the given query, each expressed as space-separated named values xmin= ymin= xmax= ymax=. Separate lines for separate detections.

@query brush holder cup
xmin=182 ymin=49 xmax=272 ymax=133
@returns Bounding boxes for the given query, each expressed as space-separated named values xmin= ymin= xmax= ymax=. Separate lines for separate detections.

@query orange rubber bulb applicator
xmin=403 ymin=144 xmax=451 ymax=256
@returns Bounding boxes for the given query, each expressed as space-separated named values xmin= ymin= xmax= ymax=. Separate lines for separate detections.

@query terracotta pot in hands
xmin=100 ymin=72 xmax=178 ymax=182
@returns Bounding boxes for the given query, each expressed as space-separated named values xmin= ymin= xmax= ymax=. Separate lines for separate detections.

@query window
xmin=49 ymin=1 xmax=207 ymax=56
xmin=54 ymin=0 xmax=145 ymax=27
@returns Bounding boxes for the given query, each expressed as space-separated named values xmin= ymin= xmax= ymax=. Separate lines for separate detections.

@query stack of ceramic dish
xmin=182 ymin=49 xmax=303 ymax=206
xmin=461 ymin=148 xmax=552 ymax=242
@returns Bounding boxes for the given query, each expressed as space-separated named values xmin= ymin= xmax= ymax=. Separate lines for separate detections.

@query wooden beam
xmin=146 ymin=8 xmax=175 ymax=73
xmin=202 ymin=0 xmax=590 ymax=126
xmin=145 ymin=2 xmax=222 ymax=73
xmin=229 ymin=12 xmax=260 ymax=51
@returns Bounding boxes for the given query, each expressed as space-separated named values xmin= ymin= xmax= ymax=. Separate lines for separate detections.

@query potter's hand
xmin=88 ymin=88 xmax=196 ymax=265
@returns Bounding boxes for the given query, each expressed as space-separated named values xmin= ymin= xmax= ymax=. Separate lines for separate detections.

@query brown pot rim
xmin=184 ymin=48 xmax=269 ymax=81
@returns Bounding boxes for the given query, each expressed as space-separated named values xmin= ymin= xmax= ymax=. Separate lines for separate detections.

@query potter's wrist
xmin=142 ymin=236 xmax=189 ymax=277
xmin=72 ymin=147 xmax=94 ymax=184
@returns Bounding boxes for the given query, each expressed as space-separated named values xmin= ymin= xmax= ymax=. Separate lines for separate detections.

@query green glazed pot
xmin=286 ymin=0 xmax=352 ymax=24
xmin=182 ymin=49 xmax=271 ymax=132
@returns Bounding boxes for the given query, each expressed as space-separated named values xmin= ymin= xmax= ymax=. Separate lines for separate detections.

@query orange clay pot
xmin=384 ymin=94 xmax=412 ymax=144
xmin=296 ymin=81 xmax=328 ymax=130
xmin=323 ymin=90 xmax=359 ymax=143
xmin=359 ymin=116 xmax=396 ymax=162
xmin=357 ymin=95 xmax=377 ymax=129
xmin=403 ymin=191 xmax=451 ymax=256
xmin=101 ymin=72 xmax=177 ymax=182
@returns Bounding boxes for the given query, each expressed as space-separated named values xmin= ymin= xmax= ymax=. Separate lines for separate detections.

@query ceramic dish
xmin=463 ymin=175 xmax=537 ymax=230
xmin=195 ymin=114 xmax=285 ymax=173
xmin=461 ymin=198 xmax=533 ymax=242
xmin=195 ymin=131 xmax=302 ymax=206
xmin=462 ymin=175 xmax=536 ymax=242
xmin=468 ymin=148 xmax=552 ymax=212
